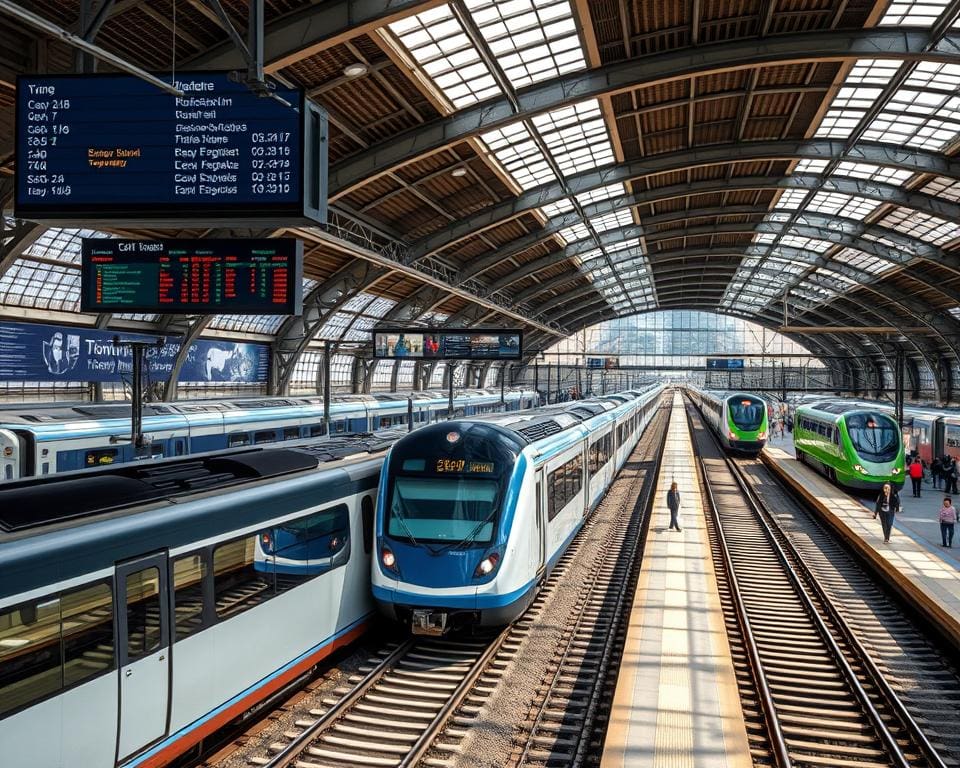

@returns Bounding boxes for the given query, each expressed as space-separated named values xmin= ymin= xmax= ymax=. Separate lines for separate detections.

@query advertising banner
xmin=0 ymin=320 xmax=269 ymax=383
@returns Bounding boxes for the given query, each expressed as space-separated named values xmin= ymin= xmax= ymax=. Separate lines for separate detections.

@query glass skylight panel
xmin=363 ymin=296 xmax=398 ymax=318
xmin=922 ymin=176 xmax=960 ymax=201
xmin=316 ymin=312 xmax=353 ymax=340
xmin=775 ymin=189 xmax=809 ymax=210
xmin=481 ymin=121 xmax=557 ymax=190
xmin=464 ymin=0 xmax=587 ymax=89
xmin=388 ymin=6 xmax=502 ymax=109
xmin=793 ymin=159 xmax=829 ymax=174
xmin=0 ymin=260 xmax=80 ymax=311
xmin=753 ymin=232 xmax=833 ymax=252
xmin=806 ymin=191 xmax=880 ymax=220
xmin=577 ymin=183 xmax=627 ymax=207
xmin=831 ymin=247 xmax=895 ymax=276
xmin=342 ymin=292 xmax=374 ymax=313
xmin=209 ymin=315 xmax=285 ymax=334
xmin=559 ymin=221 xmax=590 ymax=242
xmin=24 ymin=227 xmax=112 ymax=265
xmin=815 ymin=60 xmax=901 ymax=139
xmin=833 ymin=162 xmax=914 ymax=185
xmin=949 ymin=306 xmax=960 ymax=320
xmin=541 ymin=197 xmax=575 ymax=219
xmin=343 ymin=316 xmax=377 ymax=342
xmin=420 ymin=310 xmax=450 ymax=324
xmin=590 ymin=208 xmax=633 ymax=233
xmin=880 ymin=0 xmax=955 ymax=26
xmin=532 ymin=100 xmax=615 ymax=177
xmin=879 ymin=208 xmax=960 ymax=245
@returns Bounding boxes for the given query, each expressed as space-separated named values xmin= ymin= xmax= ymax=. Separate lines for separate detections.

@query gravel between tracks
xmin=450 ymin=408 xmax=666 ymax=768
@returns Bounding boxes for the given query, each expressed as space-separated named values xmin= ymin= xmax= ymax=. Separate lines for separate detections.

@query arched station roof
xmin=3 ymin=0 xmax=960 ymax=396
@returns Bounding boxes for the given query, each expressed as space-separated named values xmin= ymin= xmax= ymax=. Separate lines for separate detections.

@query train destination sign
xmin=706 ymin=358 xmax=745 ymax=370
xmin=373 ymin=329 xmax=522 ymax=361
xmin=80 ymin=238 xmax=303 ymax=315
xmin=15 ymin=73 xmax=327 ymax=225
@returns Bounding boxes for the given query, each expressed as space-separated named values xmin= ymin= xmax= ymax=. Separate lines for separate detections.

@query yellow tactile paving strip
xmin=763 ymin=446 xmax=960 ymax=647
xmin=601 ymin=393 xmax=751 ymax=768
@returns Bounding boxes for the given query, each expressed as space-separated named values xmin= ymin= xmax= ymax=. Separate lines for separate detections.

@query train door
xmin=173 ymin=437 xmax=187 ymax=456
xmin=535 ymin=471 xmax=547 ymax=580
xmin=115 ymin=553 xmax=171 ymax=763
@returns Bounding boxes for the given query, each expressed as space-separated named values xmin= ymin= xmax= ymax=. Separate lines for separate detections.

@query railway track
xmin=237 ymin=397 xmax=673 ymax=768
xmin=502 ymin=398 xmax=672 ymax=768
xmin=733 ymin=457 xmax=960 ymax=766
xmin=688 ymin=399 xmax=946 ymax=768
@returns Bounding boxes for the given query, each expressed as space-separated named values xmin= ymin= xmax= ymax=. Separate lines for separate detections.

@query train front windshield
xmin=388 ymin=476 xmax=500 ymax=545
xmin=728 ymin=396 xmax=765 ymax=431
xmin=846 ymin=412 xmax=900 ymax=463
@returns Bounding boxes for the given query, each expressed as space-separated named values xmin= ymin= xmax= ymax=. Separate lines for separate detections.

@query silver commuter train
xmin=0 ymin=388 xmax=538 ymax=481
xmin=0 ymin=433 xmax=400 ymax=768
xmin=372 ymin=384 xmax=666 ymax=635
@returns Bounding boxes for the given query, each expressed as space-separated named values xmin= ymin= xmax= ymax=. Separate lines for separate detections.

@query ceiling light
xmin=343 ymin=62 xmax=368 ymax=78
xmin=451 ymin=167 xmax=468 ymax=177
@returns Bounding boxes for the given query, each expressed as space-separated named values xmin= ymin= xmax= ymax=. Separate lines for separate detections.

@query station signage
xmin=15 ymin=73 xmax=327 ymax=225
xmin=80 ymin=238 xmax=303 ymax=315
xmin=373 ymin=329 xmax=522 ymax=361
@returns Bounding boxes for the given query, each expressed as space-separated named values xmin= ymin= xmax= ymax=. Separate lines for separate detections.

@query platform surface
xmin=766 ymin=432 xmax=960 ymax=565
xmin=763 ymin=443 xmax=960 ymax=646
xmin=601 ymin=393 xmax=751 ymax=768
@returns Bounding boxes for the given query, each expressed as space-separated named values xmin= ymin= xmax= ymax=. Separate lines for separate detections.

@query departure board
xmin=15 ymin=73 xmax=327 ymax=224
xmin=80 ymin=239 xmax=303 ymax=314
xmin=373 ymin=329 xmax=522 ymax=360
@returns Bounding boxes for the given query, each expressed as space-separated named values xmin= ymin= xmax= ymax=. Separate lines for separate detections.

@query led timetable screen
xmin=80 ymin=239 xmax=303 ymax=315
xmin=15 ymin=73 xmax=326 ymax=222
xmin=373 ymin=329 xmax=522 ymax=360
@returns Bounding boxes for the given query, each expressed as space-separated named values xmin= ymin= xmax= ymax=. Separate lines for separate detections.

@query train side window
xmin=213 ymin=537 xmax=274 ymax=620
xmin=254 ymin=430 xmax=276 ymax=445
xmin=125 ymin=568 xmax=162 ymax=661
xmin=228 ymin=432 xmax=250 ymax=447
xmin=172 ymin=553 xmax=207 ymax=641
xmin=362 ymin=496 xmax=374 ymax=554
xmin=60 ymin=582 xmax=114 ymax=687
xmin=283 ymin=427 xmax=301 ymax=441
xmin=0 ymin=595 xmax=64 ymax=717
xmin=261 ymin=504 xmax=352 ymax=592
xmin=309 ymin=424 xmax=327 ymax=437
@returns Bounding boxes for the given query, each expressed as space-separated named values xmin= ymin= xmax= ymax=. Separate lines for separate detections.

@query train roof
xmin=798 ymin=401 xmax=898 ymax=417
xmin=0 ymin=430 xmax=404 ymax=540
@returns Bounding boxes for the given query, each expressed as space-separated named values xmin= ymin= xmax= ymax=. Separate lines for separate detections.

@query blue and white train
xmin=0 ymin=388 xmax=538 ymax=481
xmin=372 ymin=384 xmax=666 ymax=635
xmin=0 ymin=433 xmax=399 ymax=768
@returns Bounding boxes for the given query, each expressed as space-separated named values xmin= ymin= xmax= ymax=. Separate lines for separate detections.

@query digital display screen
xmin=80 ymin=238 xmax=303 ymax=314
xmin=373 ymin=329 xmax=522 ymax=360
xmin=15 ymin=73 xmax=316 ymax=221
xmin=706 ymin=358 xmax=745 ymax=370
xmin=401 ymin=458 xmax=496 ymax=474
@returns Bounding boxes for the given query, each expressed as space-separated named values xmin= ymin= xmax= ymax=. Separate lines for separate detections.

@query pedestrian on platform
xmin=932 ymin=457 xmax=943 ymax=490
xmin=939 ymin=497 xmax=956 ymax=548
xmin=948 ymin=457 xmax=959 ymax=495
xmin=909 ymin=458 xmax=924 ymax=498
xmin=786 ymin=413 xmax=794 ymax=433
xmin=873 ymin=482 xmax=900 ymax=544
xmin=666 ymin=481 xmax=681 ymax=531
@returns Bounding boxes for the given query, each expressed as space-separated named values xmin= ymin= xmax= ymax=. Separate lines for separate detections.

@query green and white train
xmin=688 ymin=387 xmax=769 ymax=455
xmin=793 ymin=402 xmax=905 ymax=491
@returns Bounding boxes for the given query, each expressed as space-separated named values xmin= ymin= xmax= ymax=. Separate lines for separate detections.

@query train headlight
xmin=854 ymin=464 xmax=869 ymax=474
xmin=381 ymin=546 xmax=398 ymax=572
xmin=474 ymin=552 xmax=500 ymax=578
xmin=728 ymin=431 xmax=737 ymax=440
xmin=891 ymin=466 xmax=901 ymax=475
xmin=758 ymin=431 xmax=767 ymax=441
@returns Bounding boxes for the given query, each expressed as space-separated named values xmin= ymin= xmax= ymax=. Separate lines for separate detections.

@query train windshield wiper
xmin=390 ymin=489 xmax=422 ymax=549
xmin=441 ymin=506 xmax=497 ymax=552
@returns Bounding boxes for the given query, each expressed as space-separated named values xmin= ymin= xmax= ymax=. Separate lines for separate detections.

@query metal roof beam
xmin=330 ymin=29 xmax=960 ymax=194
xmin=189 ymin=0 xmax=441 ymax=71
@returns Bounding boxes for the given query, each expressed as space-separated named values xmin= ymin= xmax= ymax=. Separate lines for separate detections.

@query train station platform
xmin=765 ymin=432 xmax=960 ymax=566
xmin=601 ymin=392 xmax=751 ymax=768
xmin=762 ymin=444 xmax=960 ymax=647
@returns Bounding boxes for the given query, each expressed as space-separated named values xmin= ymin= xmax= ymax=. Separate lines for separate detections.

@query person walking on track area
xmin=908 ymin=458 xmax=924 ymax=498
xmin=932 ymin=456 xmax=943 ymax=490
xmin=666 ymin=481 xmax=681 ymax=531
xmin=940 ymin=497 xmax=957 ymax=548
xmin=874 ymin=482 xmax=901 ymax=544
